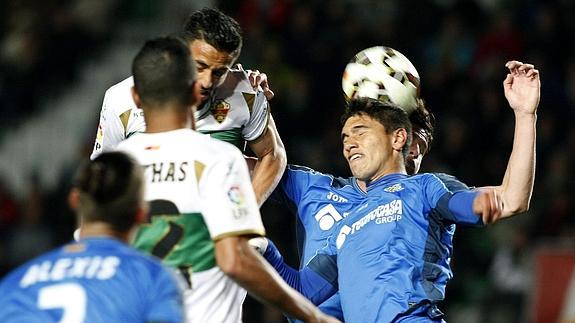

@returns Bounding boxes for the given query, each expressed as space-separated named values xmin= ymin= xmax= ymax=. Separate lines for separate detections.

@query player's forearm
xmin=499 ymin=113 xmax=536 ymax=217
xmin=216 ymin=237 xmax=328 ymax=322
xmin=251 ymin=147 xmax=287 ymax=206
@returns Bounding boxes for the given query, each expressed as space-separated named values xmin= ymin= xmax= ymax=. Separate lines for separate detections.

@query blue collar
xmin=365 ymin=173 xmax=408 ymax=191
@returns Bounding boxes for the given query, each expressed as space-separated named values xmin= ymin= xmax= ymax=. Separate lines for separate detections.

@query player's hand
xmin=473 ymin=189 xmax=503 ymax=225
xmin=248 ymin=237 xmax=269 ymax=255
xmin=235 ymin=63 xmax=275 ymax=100
xmin=503 ymin=60 xmax=540 ymax=116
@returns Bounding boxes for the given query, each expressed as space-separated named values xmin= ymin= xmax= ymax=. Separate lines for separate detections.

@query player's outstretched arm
xmin=250 ymin=237 xmax=338 ymax=305
xmin=215 ymin=236 xmax=340 ymax=323
xmin=248 ymin=116 xmax=287 ymax=206
xmin=486 ymin=61 xmax=539 ymax=219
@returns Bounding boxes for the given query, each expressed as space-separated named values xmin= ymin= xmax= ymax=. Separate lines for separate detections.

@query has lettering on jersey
xmin=326 ymin=192 xmax=348 ymax=203
xmin=336 ymin=199 xmax=403 ymax=249
xmin=20 ymin=256 xmax=120 ymax=288
xmin=143 ymin=161 xmax=189 ymax=183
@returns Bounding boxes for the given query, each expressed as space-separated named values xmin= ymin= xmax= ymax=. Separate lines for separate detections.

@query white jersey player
xmin=92 ymin=68 xmax=269 ymax=156
xmin=116 ymin=36 xmax=339 ymax=323
xmin=118 ymin=128 xmax=265 ymax=322
xmin=92 ymin=8 xmax=286 ymax=206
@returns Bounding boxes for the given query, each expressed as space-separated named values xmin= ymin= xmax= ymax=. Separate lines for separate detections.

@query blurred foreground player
xmin=0 ymin=152 xmax=185 ymax=322
xmin=117 ymin=37 xmax=339 ymax=323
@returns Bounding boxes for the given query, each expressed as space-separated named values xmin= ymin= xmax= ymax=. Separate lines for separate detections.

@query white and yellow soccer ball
xmin=342 ymin=46 xmax=420 ymax=114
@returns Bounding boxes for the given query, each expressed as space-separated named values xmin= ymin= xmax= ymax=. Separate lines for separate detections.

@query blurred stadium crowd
xmin=1 ymin=0 xmax=574 ymax=322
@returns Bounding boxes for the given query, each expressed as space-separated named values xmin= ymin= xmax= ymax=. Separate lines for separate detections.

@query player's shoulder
xmin=85 ymin=238 xmax=167 ymax=272
xmin=106 ymin=76 xmax=134 ymax=94
xmin=0 ymin=245 xmax=63 ymax=288
xmin=102 ymin=76 xmax=136 ymax=110
xmin=286 ymin=164 xmax=352 ymax=187
xmin=154 ymin=128 xmax=244 ymax=160
xmin=411 ymin=172 xmax=469 ymax=190
xmin=287 ymin=164 xmax=330 ymax=177
xmin=196 ymin=131 xmax=245 ymax=160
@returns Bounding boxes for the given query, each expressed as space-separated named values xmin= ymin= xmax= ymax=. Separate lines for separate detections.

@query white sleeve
xmin=242 ymin=90 xmax=270 ymax=142
xmin=90 ymin=89 xmax=129 ymax=160
xmin=200 ymin=148 xmax=266 ymax=240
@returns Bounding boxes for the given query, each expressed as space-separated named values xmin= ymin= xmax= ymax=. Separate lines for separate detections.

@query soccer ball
xmin=342 ymin=46 xmax=420 ymax=113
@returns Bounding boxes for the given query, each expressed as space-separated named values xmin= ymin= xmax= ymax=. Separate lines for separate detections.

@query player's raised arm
xmin=240 ymin=67 xmax=287 ymax=206
xmin=484 ymin=61 xmax=539 ymax=219
xmin=248 ymin=110 xmax=287 ymax=206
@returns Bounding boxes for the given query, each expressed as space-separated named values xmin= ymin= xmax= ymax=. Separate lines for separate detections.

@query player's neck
xmin=80 ymin=222 xmax=130 ymax=243
xmin=143 ymin=107 xmax=192 ymax=133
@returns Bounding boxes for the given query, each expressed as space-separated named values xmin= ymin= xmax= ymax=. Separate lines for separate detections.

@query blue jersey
xmin=314 ymin=173 xmax=481 ymax=322
xmin=267 ymin=172 xmax=480 ymax=322
xmin=0 ymin=237 xmax=184 ymax=323
xmin=272 ymin=165 xmax=365 ymax=320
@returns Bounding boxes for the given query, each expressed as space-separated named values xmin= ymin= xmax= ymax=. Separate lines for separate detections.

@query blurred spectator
xmin=482 ymin=225 xmax=532 ymax=323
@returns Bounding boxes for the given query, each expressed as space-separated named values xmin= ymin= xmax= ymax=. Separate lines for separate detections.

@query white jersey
xmin=91 ymin=69 xmax=270 ymax=160
xmin=117 ymin=129 xmax=265 ymax=323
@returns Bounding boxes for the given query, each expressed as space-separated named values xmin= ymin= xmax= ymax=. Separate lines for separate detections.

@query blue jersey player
xmin=261 ymin=98 xmax=508 ymax=322
xmin=0 ymin=152 xmax=185 ymax=322
xmin=255 ymin=60 xmax=540 ymax=321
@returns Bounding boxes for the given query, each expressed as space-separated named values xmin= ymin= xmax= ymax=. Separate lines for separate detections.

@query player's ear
xmin=135 ymin=203 xmax=148 ymax=225
xmin=392 ymin=128 xmax=408 ymax=152
xmin=68 ymin=188 xmax=80 ymax=211
xmin=131 ymin=86 xmax=142 ymax=108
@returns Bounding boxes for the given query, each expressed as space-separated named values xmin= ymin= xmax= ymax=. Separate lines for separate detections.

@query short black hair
xmin=182 ymin=7 xmax=242 ymax=58
xmin=73 ymin=152 xmax=144 ymax=232
xmin=132 ymin=36 xmax=196 ymax=108
xmin=341 ymin=97 xmax=412 ymax=158
xmin=410 ymin=98 xmax=435 ymax=154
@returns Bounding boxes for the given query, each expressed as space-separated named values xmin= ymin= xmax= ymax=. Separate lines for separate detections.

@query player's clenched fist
xmin=473 ymin=189 xmax=503 ymax=224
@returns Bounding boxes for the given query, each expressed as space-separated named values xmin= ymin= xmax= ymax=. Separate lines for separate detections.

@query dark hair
xmin=181 ymin=7 xmax=242 ymax=58
xmin=73 ymin=152 xmax=144 ymax=232
xmin=410 ymin=98 xmax=435 ymax=154
xmin=132 ymin=36 xmax=196 ymax=108
xmin=341 ymin=97 xmax=412 ymax=158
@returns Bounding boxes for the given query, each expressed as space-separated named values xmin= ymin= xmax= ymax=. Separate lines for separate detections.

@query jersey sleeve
xmin=242 ymin=90 xmax=270 ymax=142
xmin=91 ymin=80 xmax=146 ymax=160
xmin=271 ymin=165 xmax=313 ymax=205
xmin=200 ymin=148 xmax=266 ymax=240
xmin=425 ymin=174 xmax=483 ymax=226
xmin=91 ymin=89 xmax=129 ymax=160
xmin=145 ymin=266 xmax=185 ymax=322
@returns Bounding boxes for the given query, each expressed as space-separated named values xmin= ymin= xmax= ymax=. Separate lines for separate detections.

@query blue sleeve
xmin=425 ymin=173 xmax=483 ymax=226
xmin=269 ymin=165 xmax=313 ymax=206
xmin=146 ymin=266 xmax=185 ymax=323
xmin=263 ymin=240 xmax=338 ymax=305
xmin=435 ymin=191 xmax=483 ymax=226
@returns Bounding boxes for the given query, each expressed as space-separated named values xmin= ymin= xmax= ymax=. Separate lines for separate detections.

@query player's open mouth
xmin=350 ymin=154 xmax=362 ymax=161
